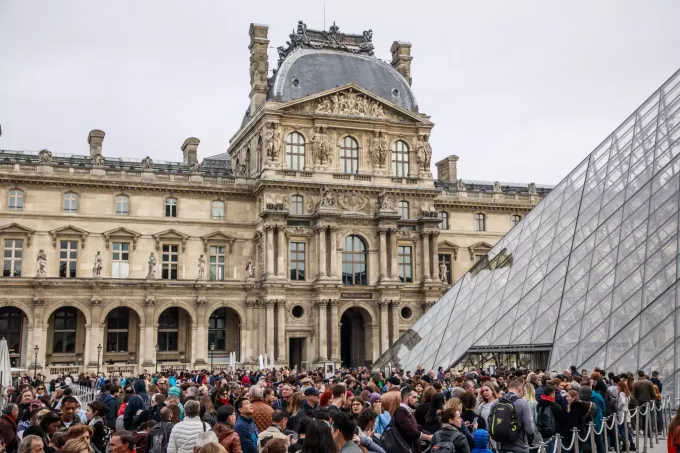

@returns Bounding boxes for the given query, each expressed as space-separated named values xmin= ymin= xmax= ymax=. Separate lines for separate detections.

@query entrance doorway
xmin=289 ymin=338 xmax=305 ymax=371
xmin=340 ymin=307 xmax=373 ymax=367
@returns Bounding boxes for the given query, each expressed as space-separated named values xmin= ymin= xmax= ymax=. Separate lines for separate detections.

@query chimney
xmin=436 ymin=155 xmax=459 ymax=183
xmin=181 ymin=137 xmax=200 ymax=165
xmin=390 ymin=41 xmax=413 ymax=86
xmin=249 ymin=23 xmax=270 ymax=114
xmin=88 ymin=129 xmax=105 ymax=157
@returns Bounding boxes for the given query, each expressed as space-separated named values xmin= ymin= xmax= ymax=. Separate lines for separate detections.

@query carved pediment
xmin=153 ymin=229 xmax=189 ymax=251
xmin=201 ymin=231 xmax=236 ymax=253
xmin=103 ymin=227 xmax=141 ymax=250
xmin=49 ymin=225 xmax=89 ymax=248
xmin=279 ymin=84 xmax=428 ymax=124
xmin=0 ymin=223 xmax=35 ymax=247
xmin=469 ymin=241 xmax=493 ymax=261
xmin=438 ymin=240 xmax=460 ymax=260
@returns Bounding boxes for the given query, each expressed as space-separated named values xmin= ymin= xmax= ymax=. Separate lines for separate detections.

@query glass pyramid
xmin=375 ymin=68 xmax=680 ymax=395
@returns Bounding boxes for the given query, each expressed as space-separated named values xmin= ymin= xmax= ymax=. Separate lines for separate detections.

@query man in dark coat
xmin=393 ymin=386 xmax=432 ymax=453
xmin=124 ymin=379 xmax=149 ymax=430
xmin=0 ymin=404 xmax=18 ymax=453
xmin=105 ymin=385 xmax=121 ymax=430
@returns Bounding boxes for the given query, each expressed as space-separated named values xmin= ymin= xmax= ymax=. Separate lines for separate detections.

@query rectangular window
xmin=162 ymin=244 xmax=179 ymax=280
xmin=158 ymin=331 xmax=178 ymax=351
xmin=165 ymin=198 xmax=177 ymax=217
xmin=8 ymin=190 xmax=23 ymax=211
xmin=289 ymin=242 xmax=305 ymax=281
xmin=438 ymin=253 xmax=452 ymax=284
xmin=212 ymin=201 xmax=225 ymax=220
xmin=111 ymin=242 xmax=130 ymax=278
xmin=209 ymin=245 xmax=225 ymax=281
xmin=63 ymin=193 xmax=78 ymax=213
xmin=2 ymin=239 xmax=23 ymax=277
xmin=398 ymin=245 xmax=413 ymax=283
xmin=115 ymin=196 xmax=129 ymax=216
xmin=106 ymin=331 xmax=128 ymax=352
xmin=438 ymin=212 xmax=449 ymax=230
xmin=59 ymin=240 xmax=78 ymax=278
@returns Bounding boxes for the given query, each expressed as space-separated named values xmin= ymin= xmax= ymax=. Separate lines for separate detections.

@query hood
xmin=474 ymin=429 xmax=490 ymax=449
xmin=578 ymin=387 xmax=592 ymax=402
xmin=213 ymin=423 xmax=235 ymax=440
xmin=134 ymin=380 xmax=147 ymax=394
xmin=168 ymin=386 xmax=181 ymax=397
xmin=537 ymin=398 xmax=553 ymax=408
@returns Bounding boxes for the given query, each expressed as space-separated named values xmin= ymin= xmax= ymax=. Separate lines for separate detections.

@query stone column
xmin=190 ymin=324 xmax=198 ymax=367
xmin=317 ymin=300 xmax=328 ymax=360
xmin=421 ymin=232 xmax=431 ymax=282
xmin=389 ymin=229 xmax=398 ymax=279
xmin=316 ymin=226 xmax=327 ymax=279
xmin=256 ymin=302 xmax=265 ymax=357
xmin=266 ymin=301 xmax=275 ymax=358
xmin=379 ymin=301 xmax=389 ymax=354
xmin=276 ymin=226 xmax=286 ymax=278
xmin=245 ymin=300 xmax=255 ymax=361
xmin=390 ymin=301 xmax=401 ymax=346
xmin=265 ymin=226 xmax=275 ymax=278
xmin=194 ymin=300 xmax=207 ymax=366
xmin=431 ymin=232 xmax=440 ymax=279
xmin=329 ymin=300 xmax=339 ymax=361
xmin=276 ymin=300 xmax=286 ymax=362
xmin=87 ymin=299 xmax=104 ymax=366
xmin=378 ymin=229 xmax=388 ymax=280
xmin=31 ymin=300 xmax=47 ymax=371
xmin=142 ymin=299 xmax=156 ymax=367
xmin=329 ymin=227 xmax=339 ymax=278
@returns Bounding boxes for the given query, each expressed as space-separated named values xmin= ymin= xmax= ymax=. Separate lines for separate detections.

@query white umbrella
xmin=0 ymin=338 xmax=12 ymax=388
xmin=270 ymin=349 xmax=275 ymax=370
xmin=264 ymin=353 xmax=269 ymax=369
xmin=258 ymin=354 xmax=264 ymax=370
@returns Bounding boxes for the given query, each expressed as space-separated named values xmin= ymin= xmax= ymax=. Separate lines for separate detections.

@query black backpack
xmin=489 ymin=395 xmax=520 ymax=443
xmin=536 ymin=405 xmax=556 ymax=438
xmin=605 ymin=391 xmax=617 ymax=416
xmin=432 ymin=440 xmax=455 ymax=453
xmin=382 ymin=418 xmax=413 ymax=453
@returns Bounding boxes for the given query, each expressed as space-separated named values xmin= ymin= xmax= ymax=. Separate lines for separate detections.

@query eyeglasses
xmin=352 ymin=402 xmax=362 ymax=406
xmin=37 ymin=388 xmax=45 ymax=391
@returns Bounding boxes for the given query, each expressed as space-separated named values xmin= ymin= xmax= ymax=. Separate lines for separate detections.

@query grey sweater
xmin=487 ymin=393 xmax=536 ymax=453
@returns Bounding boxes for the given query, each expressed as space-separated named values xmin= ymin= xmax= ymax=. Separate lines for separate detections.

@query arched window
xmin=475 ymin=213 xmax=486 ymax=232
xmin=8 ymin=189 xmax=23 ymax=211
xmin=212 ymin=201 xmax=225 ymax=220
xmin=399 ymin=201 xmax=409 ymax=220
xmin=291 ymin=195 xmax=304 ymax=215
xmin=342 ymin=235 xmax=367 ymax=286
xmin=511 ymin=214 xmax=521 ymax=227
xmin=106 ymin=307 xmax=129 ymax=352
xmin=392 ymin=141 xmax=409 ymax=177
xmin=0 ymin=308 xmax=24 ymax=366
xmin=63 ymin=192 xmax=78 ymax=213
xmin=285 ymin=132 xmax=306 ymax=170
xmin=438 ymin=211 xmax=449 ymax=230
xmin=340 ymin=136 xmax=359 ymax=174
xmin=53 ymin=307 xmax=77 ymax=353
xmin=158 ymin=308 xmax=179 ymax=351
xmin=115 ymin=195 xmax=129 ymax=216
xmin=165 ymin=197 xmax=178 ymax=217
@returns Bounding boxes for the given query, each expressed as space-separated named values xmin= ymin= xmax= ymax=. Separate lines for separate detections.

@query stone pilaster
xmin=245 ymin=300 xmax=256 ymax=361
xmin=265 ymin=300 xmax=275 ymax=359
xmin=329 ymin=299 xmax=339 ymax=360
xmin=316 ymin=300 xmax=328 ymax=361
xmin=276 ymin=226 xmax=286 ymax=278
xmin=316 ymin=226 xmax=327 ymax=279
xmin=142 ymin=298 xmax=156 ymax=367
xmin=86 ymin=298 xmax=104 ymax=366
xmin=389 ymin=229 xmax=398 ymax=279
xmin=329 ymin=227 xmax=339 ymax=278
xmin=194 ymin=299 xmax=208 ymax=366
xmin=390 ymin=301 xmax=401 ymax=346
xmin=378 ymin=228 xmax=388 ymax=280
xmin=378 ymin=301 xmax=389 ymax=354
xmin=265 ymin=225 xmax=275 ymax=278
xmin=431 ymin=231 xmax=440 ymax=280
xmin=421 ymin=232 xmax=431 ymax=282
xmin=276 ymin=300 xmax=286 ymax=362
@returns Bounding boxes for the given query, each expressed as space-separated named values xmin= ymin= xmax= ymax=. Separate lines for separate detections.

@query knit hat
xmin=387 ymin=376 xmax=401 ymax=386
xmin=168 ymin=386 xmax=181 ymax=397
xmin=369 ymin=393 xmax=382 ymax=404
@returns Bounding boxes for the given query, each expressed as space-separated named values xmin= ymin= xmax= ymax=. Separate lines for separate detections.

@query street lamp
xmin=155 ymin=343 xmax=159 ymax=374
xmin=210 ymin=342 xmax=215 ymax=373
xmin=33 ymin=345 xmax=39 ymax=379
xmin=96 ymin=344 xmax=102 ymax=376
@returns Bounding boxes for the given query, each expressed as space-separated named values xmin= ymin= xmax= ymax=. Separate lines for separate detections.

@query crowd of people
xmin=0 ymin=364 xmax=673 ymax=453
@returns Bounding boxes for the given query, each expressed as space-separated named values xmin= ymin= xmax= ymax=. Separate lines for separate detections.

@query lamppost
xmin=155 ymin=343 xmax=159 ymax=374
xmin=96 ymin=344 xmax=102 ymax=376
xmin=33 ymin=345 xmax=39 ymax=379
xmin=210 ymin=342 xmax=215 ymax=373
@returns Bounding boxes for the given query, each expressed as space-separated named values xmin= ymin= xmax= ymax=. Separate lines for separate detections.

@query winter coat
xmin=104 ymin=395 xmax=119 ymax=430
xmin=213 ymin=422 xmax=242 ymax=453
xmin=414 ymin=398 xmax=431 ymax=427
xmin=374 ymin=410 xmax=391 ymax=437
xmin=487 ymin=393 xmax=535 ymax=453
xmin=431 ymin=423 xmax=471 ymax=453
xmin=250 ymin=398 xmax=274 ymax=434
xmin=537 ymin=397 xmax=569 ymax=439
xmin=381 ymin=388 xmax=402 ymax=417
xmin=0 ymin=414 xmax=18 ymax=453
xmin=124 ymin=380 xmax=149 ymax=430
xmin=257 ymin=426 xmax=289 ymax=452
xmin=358 ymin=428 xmax=386 ymax=453
xmin=394 ymin=405 xmax=426 ymax=453
xmin=470 ymin=429 xmax=493 ymax=453
xmin=234 ymin=416 xmax=258 ymax=453
xmin=167 ymin=416 xmax=211 ymax=453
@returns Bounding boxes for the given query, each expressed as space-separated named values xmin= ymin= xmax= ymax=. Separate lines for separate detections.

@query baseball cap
xmin=304 ymin=387 xmax=320 ymax=396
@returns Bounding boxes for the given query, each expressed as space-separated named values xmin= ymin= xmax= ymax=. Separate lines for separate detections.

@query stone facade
xmin=0 ymin=21 xmax=549 ymax=377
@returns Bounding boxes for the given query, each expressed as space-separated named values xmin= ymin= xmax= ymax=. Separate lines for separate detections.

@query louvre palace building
xmin=0 ymin=21 xmax=548 ymax=376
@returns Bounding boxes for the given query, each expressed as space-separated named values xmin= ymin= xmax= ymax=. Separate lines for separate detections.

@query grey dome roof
xmin=269 ymin=48 xmax=418 ymax=112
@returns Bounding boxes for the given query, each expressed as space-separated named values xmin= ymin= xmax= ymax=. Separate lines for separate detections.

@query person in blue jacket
xmin=234 ymin=397 xmax=258 ymax=453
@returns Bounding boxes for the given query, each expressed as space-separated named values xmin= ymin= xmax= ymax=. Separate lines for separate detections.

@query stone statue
xmin=377 ymin=189 xmax=393 ymax=210
xmin=422 ymin=134 xmax=432 ymax=169
xmin=245 ymin=258 xmax=254 ymax=280
xmin=528 ymin=182 xmax=537 ymax=194
xmin=378 ymin=131 xmax=388 ymax=165
xmin=38 ymin=149 xmax=52 ymax=163
xmin=263 ymin=123 xmax=281 ymax=161
xmin=494 ymin=181 xmax=502 ymax=193
xmin=36 ymin=249 xmax=47 ymax=277
xmin=311 ymin=127 xmax=331 ymax=165
xmin=416 ymin=135 xmax=432 ymax=171
xmin=191 ymin=160 xmax=201 ymax=172
xmin=369 ymin=133 xmax=381 ymax=167
xmin=93 ymin=251 xmax=102 ymax=277
xmin=147 ymin=253 xmax=157 ymax=279
xmin=197 ymin=254 xmax=206 ymax=280
xmin=92 ymin=154 xmax=104 ymax=167
xmin=439 ymin=260 xmax=448 ymax=283
xmin=319 ymin=187 xmax=336 ymax=208
xmin=456 ymin=179 xmax=466 ymax=191
xmin=141 ymin=156 xmax=154 ymax=170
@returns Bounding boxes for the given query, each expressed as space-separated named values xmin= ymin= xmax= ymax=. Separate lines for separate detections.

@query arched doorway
xmin=48 ymin=307 xmax=86 ymax=365
xmin=208 ymin=307 xmax=241 ymax=361
xmin=340 ymin=307 xmax=373 ymax=367
xmin=104 ymin=307 xmax=141 ymax=364
xmin=0 ymin=307 xmax=28 ymax=368
xmin=157 ymin=307 xmax=193 ymax=364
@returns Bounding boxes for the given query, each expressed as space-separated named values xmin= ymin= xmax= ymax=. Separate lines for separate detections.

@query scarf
xmin=219 ymin=397 xmax=230 ymax=406
xmin=541 ymin=395 xmax=555 ymax=403
xmin=89 ymin=416 xmax=103 ymax=427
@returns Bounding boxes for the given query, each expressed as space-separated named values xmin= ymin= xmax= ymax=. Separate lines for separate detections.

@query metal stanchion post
xmin=643 ymin=404 xmax=649 ymax=453
xmin=623 ymin=414 xmax=631 ymax=453
xmin=589 ymin=422 xmax=597 ymax=453
xmin=574 ymin=427 xmax=580 ymax=453
xmin=604 ymin=418 xmax=609 ymax=453
xmin=635 ymin=407 xmax=640 ymax=452
xmin=555 ymin=434 xmax=561 ymax=453
xmin=652 ymin=401 xmax=659 ymax=443
xmin=614 ymin=413 xmax=620 ymax=453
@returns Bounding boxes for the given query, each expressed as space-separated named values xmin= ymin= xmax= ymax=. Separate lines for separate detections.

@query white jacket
xmin=167 ymin=416 xmax=211 ymax=453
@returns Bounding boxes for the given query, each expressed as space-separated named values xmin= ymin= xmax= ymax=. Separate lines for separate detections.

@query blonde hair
xmin=198 ymin=443 xmax=227 ymax=453
xmin=63 ymin=437 xmax=93 ymax=453
xmin=480 ymin=383 xmax=498 ymax=402
xmin=523 ymin=383 xmax=536 ymax=402
xmin=444 ymin=396 xmax=462 ymax=413
xmin=288 ymin=392 xmax=304 ymax=417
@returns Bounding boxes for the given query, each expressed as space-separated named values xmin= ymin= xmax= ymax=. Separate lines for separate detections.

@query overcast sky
xmin=1 ymin=1 xmax=679 ymax=185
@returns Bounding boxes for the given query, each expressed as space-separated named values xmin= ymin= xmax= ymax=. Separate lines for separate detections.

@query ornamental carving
xmin=39 ymin=149 xmax=52 ymax=163
xmin=368 ymin=131 xmax=389 ymax=167
xmin=287 ymin=89 xmax=406 ymax=121
xmin=337 ymin=190 xmax=372 ymax=214
xmin=415 ymin=134 xmax=433 ymax=171
xmin=262 ymin=123 xmax=282 ymax=162
xmin=311 ymin=126 xmax=332 ymax=165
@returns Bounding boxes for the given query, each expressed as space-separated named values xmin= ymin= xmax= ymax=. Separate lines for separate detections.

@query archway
xmin=340 ymin=307 xmax=373 ymax=367
xmin=0 ymin=307 xmax=28 ymax=368
xmin=157 ymin=307 xmax=193 ymax=364
xmin=47 ymin=307 xmax=87 ymax=365
xmin=103 ymin=307 xmax=141 ymax=364
xmin=208 ymin=307 xmax=241 ymax=361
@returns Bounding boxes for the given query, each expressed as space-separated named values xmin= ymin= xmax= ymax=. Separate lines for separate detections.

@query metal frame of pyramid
xmin=375 ymin=68 xmax=680 ymax=396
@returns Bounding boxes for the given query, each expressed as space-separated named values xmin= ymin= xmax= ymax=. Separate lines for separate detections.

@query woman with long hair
xmin=616 ymin=380 xmax=635 ymax=451
xmin=63 ymin=437 xmax=93 ymax=453
xmin=476 ymin=382 xmax=498 ymax=422
xmin=301 ymin=420 xmax=337 ymax=453
xmin=85 ymin=401 xmax=109 ymax=453
xmin=201 ymin=394 xmax=216 ymax=426
xmin=667 ymin=409 xmax=680 ymax=453
xmin=424 ymin=393 xmax=446 ymax=434
xmin=286 ymin=392 xmax=305 ymax=433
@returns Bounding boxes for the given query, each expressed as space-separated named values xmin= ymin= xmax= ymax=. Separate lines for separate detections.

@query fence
xmin=0 ymin=378 xmax=98 ymax=411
